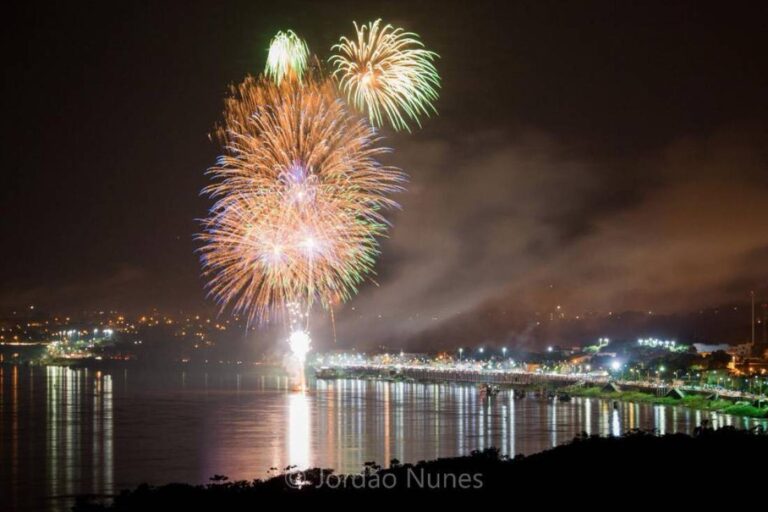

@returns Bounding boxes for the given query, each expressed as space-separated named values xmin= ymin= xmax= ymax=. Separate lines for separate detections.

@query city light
xmin=637 ymin=338 xmax=686 ymax=352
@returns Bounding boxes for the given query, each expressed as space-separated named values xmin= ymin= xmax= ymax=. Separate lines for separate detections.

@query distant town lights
xmin=637 ymin=337 xmax=682 ymax=351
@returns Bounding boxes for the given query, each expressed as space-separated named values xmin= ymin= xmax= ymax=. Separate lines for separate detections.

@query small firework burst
xmin=265 ymin=30 xmax=310 ymax=84
xmin=330 ymin=19 xmax=440 ymax=131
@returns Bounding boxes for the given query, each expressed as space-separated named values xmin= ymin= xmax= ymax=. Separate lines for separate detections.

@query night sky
xmin=2 ymin=1 xmax=767 ymax=347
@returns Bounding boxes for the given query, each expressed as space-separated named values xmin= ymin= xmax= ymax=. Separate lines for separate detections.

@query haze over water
xmin=1 ymin=365 xmax=765 ymax=511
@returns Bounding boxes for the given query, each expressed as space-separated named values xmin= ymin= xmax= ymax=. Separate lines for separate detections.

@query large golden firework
xmin=199 ymin=74 xmax=404 ymax=324
xmin=330 ymin=19 xmax=440 ymax=131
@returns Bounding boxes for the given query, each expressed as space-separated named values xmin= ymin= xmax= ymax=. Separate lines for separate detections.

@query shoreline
xmin=564 ymin=385 xmax=768 ymax=419
xmin=9 ymin=360 xmax=768 ymax=419
xmin=314 ymin=368 xmax=768 ymax=420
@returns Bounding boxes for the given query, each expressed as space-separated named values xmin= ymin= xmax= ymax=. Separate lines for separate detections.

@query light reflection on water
xmin=0 ymin=366 xmax=114 ymax=512
xmin=1 ymin=365 xmax=766 ymax=511
xmin=287 ymin=392 xmax=311 ymax=470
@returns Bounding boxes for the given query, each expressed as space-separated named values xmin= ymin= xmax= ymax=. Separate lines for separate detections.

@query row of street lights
xmin=457 ymin=346 xmax=509 ymax=359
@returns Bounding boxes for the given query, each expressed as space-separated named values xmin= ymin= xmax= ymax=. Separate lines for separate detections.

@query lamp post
xmin=751 ymin=290 xmax=755 ymax=351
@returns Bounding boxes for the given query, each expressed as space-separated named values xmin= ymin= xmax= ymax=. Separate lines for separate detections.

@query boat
xmin=315 ymin=367 xmax=340 ymax=379
xmin=479 ymin=383 xmax=500 ymax=398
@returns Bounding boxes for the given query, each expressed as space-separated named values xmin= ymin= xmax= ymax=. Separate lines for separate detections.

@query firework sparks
xmin=288 ymin=330 xmax=312 ymax=366
xmin=330 ymin=19 xmax=440 ymax=131
xmin=287 ymin=328 xmax=312 ymax=391
xmin=200 ymin=24 xmax=435 ymax=371
xmin=265 ymin=30 xmax=310 ymax=84
xmin=199 ymin=74 xmax=405 ymax=325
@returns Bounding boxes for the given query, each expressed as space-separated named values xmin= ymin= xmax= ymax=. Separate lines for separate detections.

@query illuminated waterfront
xmin=2 ymin=364 xmax=766 ymax=511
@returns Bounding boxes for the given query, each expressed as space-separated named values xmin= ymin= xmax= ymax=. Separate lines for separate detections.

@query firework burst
xmin=265 ymin=30 xmax=310 ymax=85
xmin=330 ymin=19 xmax=440 ymax=131
xmin=199 ymin=74 xmax=405 ymax=324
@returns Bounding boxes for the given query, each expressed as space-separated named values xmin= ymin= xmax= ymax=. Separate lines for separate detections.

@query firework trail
xmin=330 ymin=19 xmax=440 ymax=131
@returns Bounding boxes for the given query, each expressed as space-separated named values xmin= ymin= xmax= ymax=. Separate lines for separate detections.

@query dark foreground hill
xmin=74 ymin=425 xmax=768 ymax=510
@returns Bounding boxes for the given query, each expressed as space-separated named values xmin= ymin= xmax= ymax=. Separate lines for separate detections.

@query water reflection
xmin=47 ymin=367 xmax=114 ymax=510
xmin=287 ymin=392 xmax=311 ymax=469
xmin=2 ymin=367 xmax=767 ymax=511
xmin=611 ymin=409 xmax=621 ymax=436
xmin=0 ymin=366 xmax=113 ymax=511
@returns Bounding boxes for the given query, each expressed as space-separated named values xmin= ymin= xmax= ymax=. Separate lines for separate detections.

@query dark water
xmin=1 ymin=365 xmax=766 ymax=511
